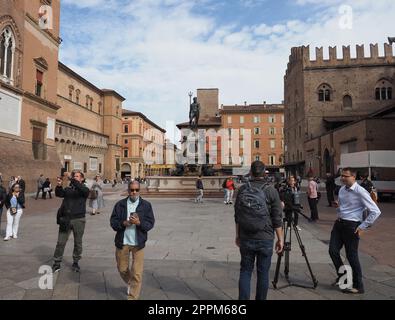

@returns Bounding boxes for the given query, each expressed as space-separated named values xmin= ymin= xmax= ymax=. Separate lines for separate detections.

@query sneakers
xmin=296 ymin=226 xmax=302 ymax=231
xmin=12 ymin=235 xmax=17 ymax=239
xmin=52 ymin=264 xmax=61 ymax=273
xmin=72 ymin=262 xmax=80 ymax=273
xmin=342 ymin=288 xmax=365 ymax=294
xmin=3 ymin=237 xmax=10 ymax=241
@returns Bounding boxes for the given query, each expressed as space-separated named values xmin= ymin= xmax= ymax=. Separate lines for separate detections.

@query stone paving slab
xmin=0 ymin=194 xmax=394 ymax=300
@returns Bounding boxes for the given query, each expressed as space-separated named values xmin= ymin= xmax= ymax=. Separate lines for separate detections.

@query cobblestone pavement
xmin=0 ymin=189 xmax=394 ymax=300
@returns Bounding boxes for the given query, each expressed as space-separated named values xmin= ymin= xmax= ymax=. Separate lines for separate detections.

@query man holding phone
xmin=110 ymin=181 xmax=155 ymax=300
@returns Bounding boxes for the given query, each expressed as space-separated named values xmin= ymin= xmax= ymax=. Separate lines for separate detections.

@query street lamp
xmin=188 ymin=91 xmax=193 ymax=106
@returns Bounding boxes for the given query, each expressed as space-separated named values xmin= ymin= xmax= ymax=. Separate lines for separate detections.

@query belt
xmin=336 ymin=218 xmax=361 ymax=224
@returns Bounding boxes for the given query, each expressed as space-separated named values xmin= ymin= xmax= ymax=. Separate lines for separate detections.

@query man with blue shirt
xmin=329 ymin=167 xmax=381 ymax=294
xmin=110 ymin=181 xmax=155 ymax=300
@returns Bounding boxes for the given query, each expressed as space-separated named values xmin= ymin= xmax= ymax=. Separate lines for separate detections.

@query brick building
xmin=0 ymin=0 xmax=125 ymax=191
xmin=284 ymin=43 xmax=395 ymax=177
xmin=220 ymin=103 xmax=284 ymax=174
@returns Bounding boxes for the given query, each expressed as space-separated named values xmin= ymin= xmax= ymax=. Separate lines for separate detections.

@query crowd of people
xmin=0 ymin=163 xmax=383 ymax=300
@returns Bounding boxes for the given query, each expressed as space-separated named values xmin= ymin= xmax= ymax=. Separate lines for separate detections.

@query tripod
xmin=272 ymin=210 xmax=318 ymax=290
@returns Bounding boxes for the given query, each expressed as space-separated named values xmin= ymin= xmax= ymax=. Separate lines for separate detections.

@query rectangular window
xmin=269 ymin=127 xmax=275 ymax=135
xmin=89 ymin=157 xmax=98 ymax=171
xmin=240 ymin=116 xmax=244 ymax=124
xmin=270 ymin=140 xmax=275 ymax=149
xmin=124 ymin=139 xmax=128 ymax=145
xmin=253 ymin=116 xmax=260 ymax=123
xmin=99 ymin=163 xmax=102 ymax=173
xmin=124 ymin=149 xmax=129 ymax=158
xmin=35 ymin=70 xmax=43 ymax=97
xmin=124 ymin=125 xmax=129 ymax=133
xmin=281 ymin=115 xmax=284 ymax=123
xmin=240 ymin=128 xmax=244 ymax=136
xmin=269 ymin=115 xmax=275 ymax=123
xmin=83 ymin=163 xmax=87 ymax=173
xmin=254 ymin=127 xmax=260 ymax=135
xmin=227 ymin=116 xmax=232 ymax=124
xmin=269 ymin=155 xmax=276 ymax=166
xmin=255 ymin=155 xmax=260 ymax=161
xmin=240 ymin=140 xmax=244 ymax=149
xmin=254 ymin=140 xmax=260 ymax=148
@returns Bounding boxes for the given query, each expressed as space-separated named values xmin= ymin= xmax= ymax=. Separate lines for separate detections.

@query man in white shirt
xmin=329 ymin=167 xmax=381 ymax=294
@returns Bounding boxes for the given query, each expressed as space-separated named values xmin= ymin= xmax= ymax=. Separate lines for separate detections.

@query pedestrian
xmin=4 ymin=184 xmax=25 ymax=241
xmin=16 ymin=176 xmax=26 ymax=194
xmin=195 ymin=175 xmax=204 ymax=203
xmin=89 ymin=175 xmax=105 ymax=215
xmin=0 ymin=182 xmax=7 ymax=235
xmin=42 ymin=178 xmax=52 ymax=199
xmin=234 ymin=161 xmax=284 ymax=300
xmin=110 ymin=181 xmax=155 ymax=300
xmin=8 ymin=176 xmax=15 ymax=193
xmin=329 ymin=167 xmax=381 ymax=294
xmin=0 ymin=172 xmax=3 ymax=185
xmin=224 ymin=176 xmax=236 ymax=205
xmin=325 ymin=172 xmax=336 ymax=207
xmin=360 ymin=173 xmax=374 ymax=193
xmin=280 ymin=176 xmax=302 ymax=231
xmin=52 ymin=170 xmax=89 ymax=273
xmin=35 ymin=174 xmax=45 ymax=200
xmin=307 ymin=175 xmax=319 ymax=222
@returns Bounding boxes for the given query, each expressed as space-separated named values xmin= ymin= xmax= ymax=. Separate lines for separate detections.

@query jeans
xmin=196 ymin=189 xmax=204 ymax=202
xmin=35 ymin=187 xmax=43 ymax=200
xmin=225 ymin=189 xmax=234 ymax=203
xmin=329 ymin=220 xmax=364 ymax=291
xmin=53 ymin=218 xmax=86 ymax=264
xmin=5 ymin=208 xmax=23 ymax=238
xmin=239 ymin=239 xmax=274 ymax=300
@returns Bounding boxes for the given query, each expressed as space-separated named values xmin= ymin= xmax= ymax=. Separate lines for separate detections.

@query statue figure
xmin=189 ymin=97 xmax=200 ymax=130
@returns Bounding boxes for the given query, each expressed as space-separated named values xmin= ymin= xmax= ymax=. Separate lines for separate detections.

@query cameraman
xmin=52 ymin=170 xmax=89 ymax=273
xmin=279 ymin=176 xmax=302 ymax=231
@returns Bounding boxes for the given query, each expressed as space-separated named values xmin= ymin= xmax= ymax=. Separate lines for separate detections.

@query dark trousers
xmin=239 ymin=239 xmax=274 ymax=300
xmin=308 ymin=197 xmax=319 ymax=220
xmin=326 ymin=188 xmax=335 ymax=206
xmin=329 ymin=220 xmax=364 ymax=291
xmin=35 ymin=187 xmax=43 ymax=200
xmin=42 ymin=191 xmax=52 ymax=199
xmin=284 ymin=208 xmax=299 ymax=226
xmin=0 ymin=207 xmax=3 ymax=232
xmin=53 ymin=218 xmax=86 ymax=264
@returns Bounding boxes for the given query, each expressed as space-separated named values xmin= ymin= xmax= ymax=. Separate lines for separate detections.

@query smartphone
xmin=130 ymin=212 xmax=139 ymax=219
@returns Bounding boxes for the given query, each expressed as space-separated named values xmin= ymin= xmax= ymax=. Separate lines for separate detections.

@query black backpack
xmin=236 ymin=181 xmax=271 ymax=234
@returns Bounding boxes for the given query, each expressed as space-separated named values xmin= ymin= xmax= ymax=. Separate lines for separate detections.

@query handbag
xmin=10 ymin=207 xmax=17 ymax=216
xmin=89 ymin=188 xmax=98 ymax=200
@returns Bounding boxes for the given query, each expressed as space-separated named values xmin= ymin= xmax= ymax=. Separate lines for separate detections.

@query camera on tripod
xmin=273 ymin=182 xmax=318 ymax=290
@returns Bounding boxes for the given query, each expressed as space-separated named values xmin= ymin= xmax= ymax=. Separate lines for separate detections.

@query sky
xmin=59 ymin=0 xmax=395 ymax=142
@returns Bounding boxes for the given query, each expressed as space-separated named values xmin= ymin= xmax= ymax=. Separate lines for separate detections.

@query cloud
xmin=59 ymin=0 xmax=395 ymax=143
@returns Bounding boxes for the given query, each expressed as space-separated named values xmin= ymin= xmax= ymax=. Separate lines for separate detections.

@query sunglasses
xmin=341 ymin=175 xmax=352 ymax=178
xmin=129 ymin=189 xmax=140 ymax=192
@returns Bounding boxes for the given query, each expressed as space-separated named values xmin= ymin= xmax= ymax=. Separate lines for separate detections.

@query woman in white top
xmin=89 ymin=175 xmax=105 ymax=215
xmin=4 ymin=184 xmax=25 ymax=241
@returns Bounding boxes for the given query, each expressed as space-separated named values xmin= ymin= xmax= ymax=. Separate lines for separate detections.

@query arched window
xmin=375 ymin=79 xmax=393 ymax=100
xmin=0 ymin=26 xmax=16 ymax=84
xmin=343 ymin=95 xmax=353 ymax=110
xmin=318 ymin=84 xmax=332 ymax=102
xmin=75 ymin=89 xmax=80 ymax=104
